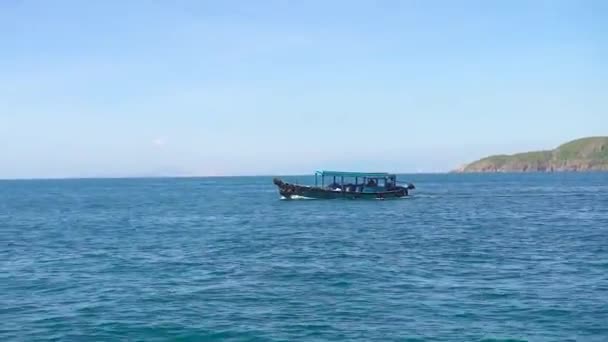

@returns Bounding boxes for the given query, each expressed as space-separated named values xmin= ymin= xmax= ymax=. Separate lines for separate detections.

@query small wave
xmin=280 ymin=195 xmax=315 ymax=200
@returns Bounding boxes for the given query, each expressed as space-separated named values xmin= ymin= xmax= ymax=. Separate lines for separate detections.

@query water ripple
xmin=1 ymin=174 xmax=608 ymax=341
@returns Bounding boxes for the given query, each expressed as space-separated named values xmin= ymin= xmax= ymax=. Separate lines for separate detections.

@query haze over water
xmin=2 ymin=173 xmax=607 ymax=341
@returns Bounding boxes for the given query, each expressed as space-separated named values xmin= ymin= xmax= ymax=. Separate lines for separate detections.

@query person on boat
xmin=328 ymin=182 xmax=341 ymax=191
xmin=367 ymin=179 xmax=376 ymax=187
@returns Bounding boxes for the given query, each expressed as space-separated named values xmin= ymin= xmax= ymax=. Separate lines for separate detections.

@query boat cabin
xmin=315 ymin=170 xmax=399 ymax=193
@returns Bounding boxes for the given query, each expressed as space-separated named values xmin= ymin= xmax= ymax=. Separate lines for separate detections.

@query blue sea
xmin=1 ymin=173 xmax=608 ymax=341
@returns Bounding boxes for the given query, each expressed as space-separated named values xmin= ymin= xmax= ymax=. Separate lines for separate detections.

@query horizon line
xmin=0 ymin=171 xmax=448 ymax=181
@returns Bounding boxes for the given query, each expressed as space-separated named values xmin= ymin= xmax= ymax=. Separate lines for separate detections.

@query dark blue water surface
xmin=2 ymin=173 xmax=608 ymax=341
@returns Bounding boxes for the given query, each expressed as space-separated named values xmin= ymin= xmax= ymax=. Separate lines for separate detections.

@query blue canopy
xmin=315 ymin=170 xmax=393 ymax=178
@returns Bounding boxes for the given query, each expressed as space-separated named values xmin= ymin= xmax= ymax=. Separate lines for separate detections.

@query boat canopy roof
xmin=315 ymin=170 xmax=394 ymax=178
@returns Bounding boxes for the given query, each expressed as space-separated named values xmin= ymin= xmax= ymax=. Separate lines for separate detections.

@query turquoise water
xmin=2 ymin=173 xmax=608 ymax=341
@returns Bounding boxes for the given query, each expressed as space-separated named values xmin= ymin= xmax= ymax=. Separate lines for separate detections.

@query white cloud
xmin=152 ymin=137 xmax=167 ymax=147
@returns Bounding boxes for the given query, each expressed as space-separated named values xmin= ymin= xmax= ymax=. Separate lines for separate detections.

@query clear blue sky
xmin=1 ymin=0 xmax=606 ymax=178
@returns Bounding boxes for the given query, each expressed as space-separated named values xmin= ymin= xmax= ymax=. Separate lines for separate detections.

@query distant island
xmin=455 ymin=136 xmax=608 ymax=173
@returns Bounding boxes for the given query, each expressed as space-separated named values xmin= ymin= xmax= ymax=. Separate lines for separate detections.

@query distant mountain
xmin=455 ymin=137 xmax=608 ymax=173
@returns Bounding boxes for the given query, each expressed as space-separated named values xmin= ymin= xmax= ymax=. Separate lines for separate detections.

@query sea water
xmin=1 ymin=173 xmax=608 ymax=341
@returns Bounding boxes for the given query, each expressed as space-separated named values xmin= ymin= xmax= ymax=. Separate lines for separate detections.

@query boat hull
xmin=273 ymin=178 xmax=409 ymax=200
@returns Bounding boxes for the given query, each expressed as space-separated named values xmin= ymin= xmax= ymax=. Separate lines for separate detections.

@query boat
xmin=273 ymin=170 xmax=415 ymax=200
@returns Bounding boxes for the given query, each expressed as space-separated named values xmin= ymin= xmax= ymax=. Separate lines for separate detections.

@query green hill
xmin=456 ymin=137 xmax=608 ymax=172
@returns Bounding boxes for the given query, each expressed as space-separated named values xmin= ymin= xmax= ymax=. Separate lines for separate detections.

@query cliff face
xmin=456 ymin=137 xmax=608 ymax=173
